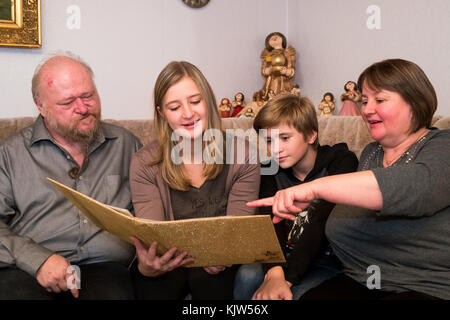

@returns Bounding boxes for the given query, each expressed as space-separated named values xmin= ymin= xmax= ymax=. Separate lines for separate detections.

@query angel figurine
xmin=338 ymin=81 xmax=362 ymax=116
xmin=240 ymin=107 xmax=256 ymax=118
xmin=254 ymin=32 xmax=296 ymax=102
xmin=218 ymin=98 xmax=231 ymax=118
xmin=291 ymin=84 xmax=301 ymax=96
xmin=317 ymin=92 xmax=335 ymax=116
xmin=230 ymin=92 xmax=246 ymax=117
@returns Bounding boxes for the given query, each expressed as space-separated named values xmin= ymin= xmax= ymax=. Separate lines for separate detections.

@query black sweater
xmin=258 ymin=143 xmax=358 ymax=285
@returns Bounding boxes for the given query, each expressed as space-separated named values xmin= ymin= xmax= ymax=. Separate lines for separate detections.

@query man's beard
xmin=45 ymin=112 xmax=102 ymax=146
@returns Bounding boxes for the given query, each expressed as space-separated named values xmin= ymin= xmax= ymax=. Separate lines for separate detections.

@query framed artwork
xmin=0 ymin=0 xmax=41 ymax=48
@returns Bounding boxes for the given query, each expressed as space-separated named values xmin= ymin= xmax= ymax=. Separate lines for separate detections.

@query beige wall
xmin=0 ymin=0 xmax=288 ymax=119
xmin=1 ymin=0 xmax=449 ymax=119
xmin=288 ymin=0 xmax=450 ymax=115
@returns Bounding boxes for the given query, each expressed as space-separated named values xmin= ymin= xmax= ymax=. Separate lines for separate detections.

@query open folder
xmin=48 ymin=178 xmax=285 ymax=267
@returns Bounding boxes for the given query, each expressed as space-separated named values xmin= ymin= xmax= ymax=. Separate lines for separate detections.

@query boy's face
xmin=266 ymin=123 xmax=316 ymax=169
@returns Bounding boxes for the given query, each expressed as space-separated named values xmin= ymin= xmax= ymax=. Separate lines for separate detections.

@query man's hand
xmin=36 ymin=254 xmax=79 ymax=298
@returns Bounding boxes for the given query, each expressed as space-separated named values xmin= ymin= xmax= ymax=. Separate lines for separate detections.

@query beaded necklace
xmin=360 ymin=131 xmax=432 ymax=170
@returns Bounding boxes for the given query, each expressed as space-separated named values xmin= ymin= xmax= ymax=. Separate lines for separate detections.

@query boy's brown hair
xmin=253 ymin=93 xmax=319 ymax=148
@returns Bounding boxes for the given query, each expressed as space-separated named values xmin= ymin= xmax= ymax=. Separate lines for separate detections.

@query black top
xmin=170 ymin=165 xmax=230 ymax=220
xmin=259 ymin=143 xmax=358 ymax=285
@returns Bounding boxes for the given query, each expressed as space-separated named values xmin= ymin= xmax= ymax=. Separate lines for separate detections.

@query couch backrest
xmin=0 ymin=117 xmax=35 ymax=143
xmin=220 ymin=116 xmax=373 ymax=158
xmin=1 ymin=115 xmax=449 ymax=159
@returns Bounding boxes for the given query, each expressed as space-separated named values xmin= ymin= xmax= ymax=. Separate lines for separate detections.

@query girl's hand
xmin=131 ymin=237 xmax=194 ymax=277
xmin=203 ymin=265 xmax=232 ymax=275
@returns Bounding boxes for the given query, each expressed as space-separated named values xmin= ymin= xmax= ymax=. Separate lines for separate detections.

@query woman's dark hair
xmin=357 ymin=59 xmax=437 ymax=132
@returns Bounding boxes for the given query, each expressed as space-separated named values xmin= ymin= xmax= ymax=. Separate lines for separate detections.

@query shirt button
xmin=66 ymin=155 xmax=70 ymax=160
xmin=79 ymin=176 xmax=83 ymax=180
xmin=83 ymin=219 xmax=88 ymax=224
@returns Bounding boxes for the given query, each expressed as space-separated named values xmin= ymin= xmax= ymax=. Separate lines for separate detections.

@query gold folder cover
xmin=48 ymin=178 xmax=285 ymax=267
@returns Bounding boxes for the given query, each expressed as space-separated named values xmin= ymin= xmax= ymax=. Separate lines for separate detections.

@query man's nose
xmin=73 ymin=98 xmax=88 ymax=114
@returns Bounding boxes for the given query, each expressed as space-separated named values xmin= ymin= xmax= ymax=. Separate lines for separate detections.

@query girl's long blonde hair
xmin=152 ymin=61 xmax=224 ymax=191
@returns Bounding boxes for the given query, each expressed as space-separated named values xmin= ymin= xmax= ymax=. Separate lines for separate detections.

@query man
xmin=0 ymin=53 xmax=142 ymax=299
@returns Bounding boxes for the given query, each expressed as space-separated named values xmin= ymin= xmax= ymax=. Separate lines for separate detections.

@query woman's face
xmin=269 ymin=35 xmax=283 ymax=49
xmin=158 ymin=76 xmax=207 ymax=139
xmin=324 ymin=95 xmax=331 ymax=102
xmin=361 ymin=83 xmax=414 ymax=147
xmin=235 ymin=93 xmax=243 ymax=101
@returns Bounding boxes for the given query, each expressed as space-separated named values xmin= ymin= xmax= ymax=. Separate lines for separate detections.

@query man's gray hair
xmin=31 ymin=51 xmax=95 ymax=103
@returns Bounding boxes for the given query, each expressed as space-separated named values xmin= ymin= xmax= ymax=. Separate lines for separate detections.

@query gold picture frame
xmin=0 ymin=0 xmax=41 ymax=48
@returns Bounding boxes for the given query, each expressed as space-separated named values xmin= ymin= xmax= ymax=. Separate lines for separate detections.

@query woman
xmin=248 ymin=59 xmax=450 ymax=300
xmin=130 ymin=61 xmax=260 ymax=299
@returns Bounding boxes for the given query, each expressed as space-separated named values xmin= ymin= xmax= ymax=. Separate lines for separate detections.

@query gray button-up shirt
xmin=0 ymin=116 xmax=142 ymax=276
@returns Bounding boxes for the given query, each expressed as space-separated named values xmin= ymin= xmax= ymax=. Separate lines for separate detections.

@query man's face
xmin=36 ymin=58 xmax=101 ymax=145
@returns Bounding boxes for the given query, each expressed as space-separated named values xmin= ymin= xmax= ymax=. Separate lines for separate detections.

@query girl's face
xmin=324 ymin=95 xmax=331 ymax=102
xmin=158 ymin=76 xmax=207 ymax=139
xmin=236 ymin=93 xmax=243 ymax=101
xmin=361 ymin=83 xmax=414 ymax=147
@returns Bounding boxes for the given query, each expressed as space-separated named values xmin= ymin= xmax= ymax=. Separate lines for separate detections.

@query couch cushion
xmin=221 ymin=117 xmax=254 ymax=130
xmin=221 ymin=116 xmax=373 ymax=159
xmin=0 ymin=117 xmax=35 ymax=142
xmin=317 ymin=116 xmax=373 ymax=158
xmin=104 ymin=119 xmax=154 ymax=145
xmin=2 ymin=115 xmax=447 ymax=160
xmin=432 ymin=116 xmax=450 ymax=130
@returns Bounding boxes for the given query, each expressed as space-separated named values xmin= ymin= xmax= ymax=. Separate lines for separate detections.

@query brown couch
xmin=1 ymin=115 xmax=450 ymax=158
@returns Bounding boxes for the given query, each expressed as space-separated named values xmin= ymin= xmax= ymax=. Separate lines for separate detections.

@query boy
xmin=235 ymin=93 xmax=358 ymax=300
